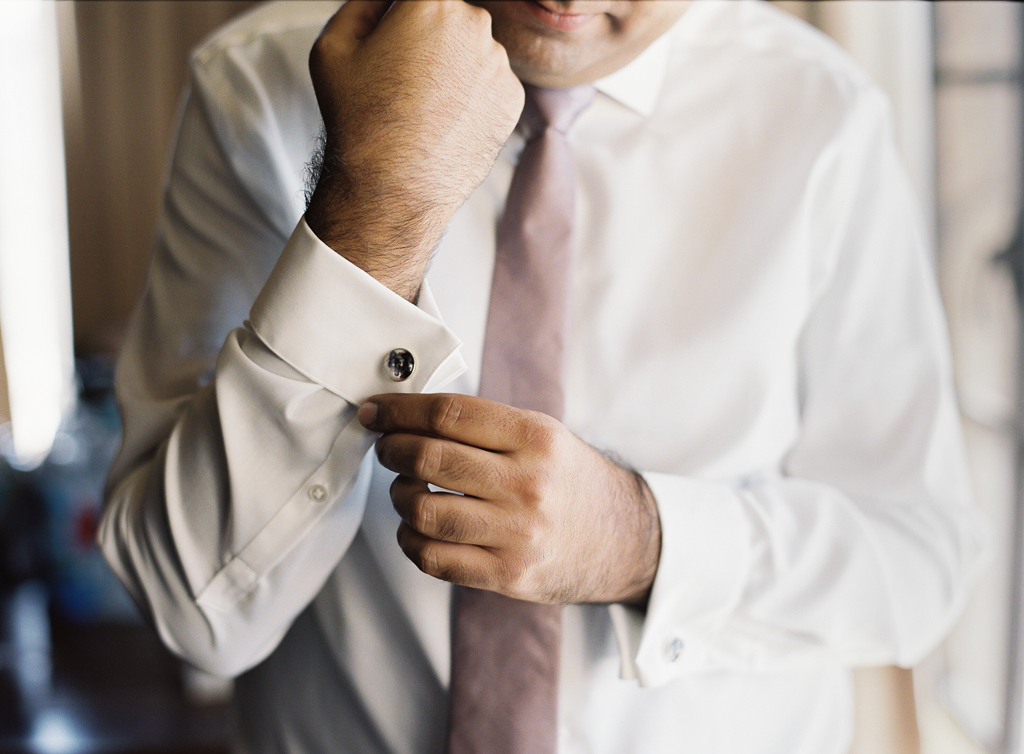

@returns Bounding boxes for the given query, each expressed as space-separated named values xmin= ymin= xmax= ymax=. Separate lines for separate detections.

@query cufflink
xmin=665 ymin=636 xmax=684 ymax=663
xmin=385 ymin=349 xmax=415 ymax=382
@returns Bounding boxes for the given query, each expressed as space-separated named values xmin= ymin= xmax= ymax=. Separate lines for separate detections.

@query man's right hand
xmin=306 ymin=0 xmax=524 ymax=301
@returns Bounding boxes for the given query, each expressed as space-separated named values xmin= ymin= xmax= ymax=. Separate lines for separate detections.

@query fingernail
xmin=358 ymin=401 xmax=378 ymax=426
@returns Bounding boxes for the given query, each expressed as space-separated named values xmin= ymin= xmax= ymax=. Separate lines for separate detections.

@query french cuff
xmin=249 ymin=217 xmax=467 ymax=403
xmin=614 ymin=472 xmax=752 ymax=687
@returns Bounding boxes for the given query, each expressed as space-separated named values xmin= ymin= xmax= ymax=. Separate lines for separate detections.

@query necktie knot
xmin=523 ymin=84 xmax=596 ymax=137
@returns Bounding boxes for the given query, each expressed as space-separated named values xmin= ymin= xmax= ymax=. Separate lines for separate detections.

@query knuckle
xmin=516 ymin=482 xmax=540 ymax=509
xmin=416 ymin=541 xmax=462 ymax=585
xmin=412 ymin=440 xmax=443 ymax=479
xmin=492 ymin=44 xmax=514 ymax=77
xmin=396 ymin=523 xmax=415 ymax=557
xmin=417 ymin=541 xmax=440 ymax=577
xmin=434 ymin=511 xmax=462 ymax=543
xmin=388 ymin=475 xmax=405 ymax=509
xmin=521 ymin=516 xmax=545 ymax=549
xmin=503 ymin=552 xmax=560 ymax=603
xmin=399 ymin=525 xmax=434 ymax=575
xmin=533 ymin=415 xmax=562 ymax=452
xmin=428 ymin=394 xmax=463 ymax=435
xmin=463 ymin=3 xmax=492 ymax=29
xmin=434 ymin=561 xmax=463 ymax=586
xmin=501 ymin=555 xmax=532 ymax=595
xmin=517 ymin=470 xmax=554 ymax=509
xmin=309 ymin=34 xmax=326 ymax=59
xmin=410 ymin=491 xmax=436 ymax=534
xmin=309 ymin=35 xmax=335 ymax=71
xmin=374 ymin=436 xmax=393 ymax=468
xmin=518 ymin=411 xmax=560 ymax=454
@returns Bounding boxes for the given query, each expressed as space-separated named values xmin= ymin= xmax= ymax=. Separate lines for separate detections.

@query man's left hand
xmin=358 ymin=393 xmax=661 ymax=606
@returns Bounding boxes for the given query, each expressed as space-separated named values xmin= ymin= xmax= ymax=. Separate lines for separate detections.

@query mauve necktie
xmin=445 ymin=84 xmax=595 ymax=754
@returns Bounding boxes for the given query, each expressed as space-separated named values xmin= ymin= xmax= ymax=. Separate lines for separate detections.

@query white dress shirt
xmin=100 ymin=1 xmax=990 ymax=752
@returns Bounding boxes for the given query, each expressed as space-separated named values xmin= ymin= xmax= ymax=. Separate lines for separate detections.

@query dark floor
xmin=0 ymin=600 xmax=230 ymax=754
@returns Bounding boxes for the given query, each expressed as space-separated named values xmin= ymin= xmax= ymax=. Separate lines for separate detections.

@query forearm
xmin=594 ymin=465 xmax=661 ymax=608
xmin=102 ymin=316 xmax=375 ymax=676
xmin=305 ymin=180 xmax=440 ymax=302
xmin=624 ymin=463 xmax=987 ymax=688
xmin=304 ymin=0 xmax=523 ymax=301
xmin=102 ymin=219 xmax=466 ymax=676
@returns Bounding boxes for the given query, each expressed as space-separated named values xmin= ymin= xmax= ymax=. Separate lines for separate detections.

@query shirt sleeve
xmin=98 ymin=59 xmax=465 ymax=677
xmin=613 ymin=84 xmax=991 ymax=687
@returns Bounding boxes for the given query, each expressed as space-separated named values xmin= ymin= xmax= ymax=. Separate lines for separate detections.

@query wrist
xmin=621 ymin=472 xmax=661 ymax=608
xmin=305 ymin=177 xmax=445 ymax=302
xmin=583 ymin=449 xmax=662 ymax=607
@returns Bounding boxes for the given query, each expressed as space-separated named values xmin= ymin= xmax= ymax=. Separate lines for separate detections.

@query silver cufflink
xmin=665 ymin=636 xmax=684 ymax=662
xmin=385 ymin=349 xmax=415 ymax=382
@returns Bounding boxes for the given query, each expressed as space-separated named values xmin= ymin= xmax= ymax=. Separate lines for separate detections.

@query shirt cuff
xmin=615 ymin=472 xmax=753 ymax=687
xmin=249 ymin=217 xmax=467 ymax=403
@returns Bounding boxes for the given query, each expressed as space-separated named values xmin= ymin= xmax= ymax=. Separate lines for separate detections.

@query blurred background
xmin=0 ymin=1 xmax=1021 ymax=752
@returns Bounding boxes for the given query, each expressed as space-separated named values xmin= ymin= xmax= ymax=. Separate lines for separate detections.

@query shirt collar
xmin=592 ymin=10 xmax=681 ymax=117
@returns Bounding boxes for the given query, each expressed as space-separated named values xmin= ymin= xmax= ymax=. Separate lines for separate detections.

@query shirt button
xmin=665 ymin=636 xmax=684 ymax=663
xmin=308 ymin=484 xmax=328 ymax=504
xmin=385 ymin=349 xmax=415 ymax=382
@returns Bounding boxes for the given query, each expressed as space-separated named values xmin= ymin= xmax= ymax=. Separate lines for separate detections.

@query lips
xmin=524 ymin=0 xmax=599 ymax=32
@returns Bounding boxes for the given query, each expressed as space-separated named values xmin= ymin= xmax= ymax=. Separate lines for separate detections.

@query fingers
xmin=390 ymin=475 xmax=545 ymax=599
xmin=325 ymin=0 xmax=492 ymax=52
xmin=389 ymin=476 xmax=508 ymax=547
xmin=396 ymin=522 xmax=544 ymax=599
xmin=375 ymin=430 xmax=512 ymax=499
xmin=396 ymin=522 xmax=502 ymax=589
xmin=310 ymin=1 xmax=392 ymax=94
xmin=360 ymin=393 xmax=553 ymax=453
xmin=364 ymin=394 xmax=572 ymax=602
xmin=319 ymin=0 xmax=391 ymax=50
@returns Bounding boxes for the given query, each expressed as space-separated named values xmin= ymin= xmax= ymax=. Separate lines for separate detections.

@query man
xmin=100 ymin=1 xmax=989 ymax=752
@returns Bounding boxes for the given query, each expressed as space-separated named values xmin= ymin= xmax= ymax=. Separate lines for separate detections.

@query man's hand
xmin=306 ymin=1 xmax=524 ymax=300
xmin=358 ymin=393 xmax=662 ymax=606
